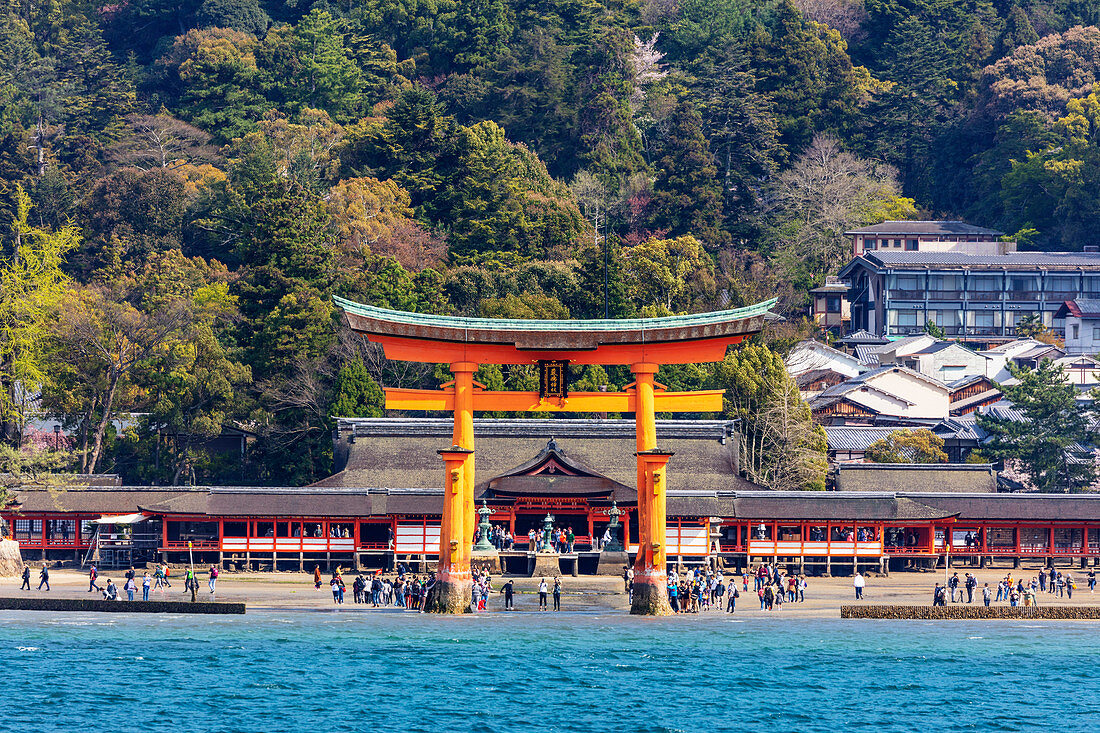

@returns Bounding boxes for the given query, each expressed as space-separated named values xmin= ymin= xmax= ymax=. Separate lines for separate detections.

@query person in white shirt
xmin=853 ymin=572 xmax=866 ymax=599
xmin=538 ymin=578 xmax=548 ymax=610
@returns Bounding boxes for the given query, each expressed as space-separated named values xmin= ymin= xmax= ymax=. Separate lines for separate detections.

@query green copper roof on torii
xmin=333 ymin=295 xmax=777 ymax=334
xmin=334 ymin=295 xmax=777 ymax=356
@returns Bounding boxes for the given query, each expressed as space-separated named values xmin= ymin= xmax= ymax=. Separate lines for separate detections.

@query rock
xmin=0 ymin=539 xmax=23 ymax=577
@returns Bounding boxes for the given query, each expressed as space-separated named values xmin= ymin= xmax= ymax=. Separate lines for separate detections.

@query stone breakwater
xmin=841 ymin=605 xmax=1100 ymax=620
xmin=0 ymin=597 xmax=245 ymax=614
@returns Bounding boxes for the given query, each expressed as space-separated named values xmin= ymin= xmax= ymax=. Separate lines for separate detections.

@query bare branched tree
xmin=109 ymin=113 xmax=220 ymax=170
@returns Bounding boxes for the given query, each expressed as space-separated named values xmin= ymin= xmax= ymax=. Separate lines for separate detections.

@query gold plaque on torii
xmin=538 ymin=360 xmax=568 ymax=400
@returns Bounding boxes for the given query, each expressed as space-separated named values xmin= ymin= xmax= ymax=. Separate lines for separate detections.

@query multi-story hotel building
xmin=838 ymin=222 xmax=1100 ymax=344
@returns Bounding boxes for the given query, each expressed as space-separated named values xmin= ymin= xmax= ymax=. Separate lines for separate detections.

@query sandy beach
xmin=5 ymin=563 xmax=1098 ymax=616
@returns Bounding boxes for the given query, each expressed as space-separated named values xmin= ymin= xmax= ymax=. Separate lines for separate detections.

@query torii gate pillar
xmin=424 ymin=362 xmax=478 ymax=614
xmin=630 ymin=363 xmax=674 ymax=615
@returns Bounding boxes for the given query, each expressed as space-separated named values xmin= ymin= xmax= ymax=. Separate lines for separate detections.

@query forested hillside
xmin=2 ymin=0 xmax=1098 ymax=488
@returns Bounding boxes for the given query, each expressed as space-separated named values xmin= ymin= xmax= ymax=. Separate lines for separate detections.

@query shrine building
xmin=7 ymin=416 xmax=1100 ymax=575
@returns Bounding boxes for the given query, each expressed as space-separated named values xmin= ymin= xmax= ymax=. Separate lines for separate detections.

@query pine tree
xmin=978 ymin=362 xmax=1099 ymax=492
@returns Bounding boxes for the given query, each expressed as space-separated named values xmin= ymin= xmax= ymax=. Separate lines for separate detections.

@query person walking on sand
xmin=142 ymin=572 xmax=151 ymax=601
xmin=982 ymin=583 xmax=991 ymax=607
xmin=88 ymin=564 xmax=101 ymax=593
xmin=20 ymin=565 xmax=30 ymax=590
xmin=853 ymin=572 xmax=865 ymax=600
xmin=500 ymin=579 xmax=515 ymax=610
xmin=124 ymin=576 xmax=136 ymax=601
xmin=330 ymin=574 xmax=344 ymax=604
xmin=208 ymin=565 xmax=218 ymax=594
xmin=313 ymin=565 xmax=322 ymax=590
xmin=37 ymin=564 xmax=49 ymax=591
xmin=538 ymin=578 xmax=548 ymax=610
xmin=553 ymin=577 xmax=562 ymax=611
xmin=152 ymin=564 xmax=166 ymax=591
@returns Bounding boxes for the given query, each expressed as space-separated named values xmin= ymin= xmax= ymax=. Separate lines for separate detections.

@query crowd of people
xmin=318 ymin=563 xmax=565 ymax=612
xmin=474 ymin=522 xmax=585 ymax=552
xmin=19 ymin=561 xmax=217 ymax=601
xmin=933 ymin=568 xmax=1096 ymax=606
xmin=623 ymin=563 xmax=811 ymax=613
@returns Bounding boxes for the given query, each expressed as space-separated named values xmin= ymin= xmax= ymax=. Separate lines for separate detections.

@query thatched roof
xmin=316 ymin=418 xmax=757 ymax=493
xmin=836 ymin=464 xmax=998 ymax=493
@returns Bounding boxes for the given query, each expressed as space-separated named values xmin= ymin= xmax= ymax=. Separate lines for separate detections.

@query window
xmin=223 ymin=522 xmax=247 ymax=537
xmin=13 ymin=519 xmax=40 ymax=539
xmin=1047 ymin=275 xmax=1077 ymax=293
xmin=253 ymin=521 xmax=274 ymax=538
xmin=906 ymin=238 xmax=918 ymax=250
xmin=894 ymin=274 xmax=921 ymax=291
xmin=973 ymin=312 xmax=994 ymax=328
xmin=1072 ymin=324 xmax=1080 ymax=340
xmin=1009 ymin=275 xmax=1039 ymax=292
xmin=826 ymin=296 xmax=841 ymax=313
xmin=895 ymin=310 xmax=920 ymax=327
xmin=971 ymin=276 xmax=1000 ymax=292
xmin=929 ymin=274 xmax=961 ymax=291
xmin=1093 ymin=327 xmax=1100 ymax=340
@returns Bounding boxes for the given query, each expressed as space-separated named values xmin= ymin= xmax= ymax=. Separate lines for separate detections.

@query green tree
xmin=716 ymin=341 xmax=827 ymax=490
xmin=621 ymin=234 xmax=715 ymax=315
xmin=1015 ymin=313 xmax=1045 ymax=339
xmin=479 ymin=292 xmax=570 ymax=319
xmin=647 ymin=100 xmax=722 ymax=238
xmin=750 ymin=0 xmax=873 ymax=155
xmin=0 ymin=186 xmax=77 ymax=444
xmin=123 ymin=252 xmax=251 ymax=485
xmin=864 ymin=16 xmax=959 ymax=197
xmin=689 ymin=44 xmax=781 ymax=235
xmin=259 ymin=10 xmax=364 ymax=122
xmin=155 ymin=28 xmax=271 ymax=143
xmin=865 ymin=428 xmax=948 ymax=463
xmin=330 ymin=358 xmax=384 ymax=418
xmin=196 ymin=0 xmax=270 ymax=35
xmin=978 ymin=361 xmax=1099 ymax=492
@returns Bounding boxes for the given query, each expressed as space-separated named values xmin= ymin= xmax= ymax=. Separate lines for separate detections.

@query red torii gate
xmin=335 ymin=296 xmax=775 ymax=614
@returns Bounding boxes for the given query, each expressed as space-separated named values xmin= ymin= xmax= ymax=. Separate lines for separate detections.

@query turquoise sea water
xmin=2 ymin=610 xmax=1098 ymax=732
